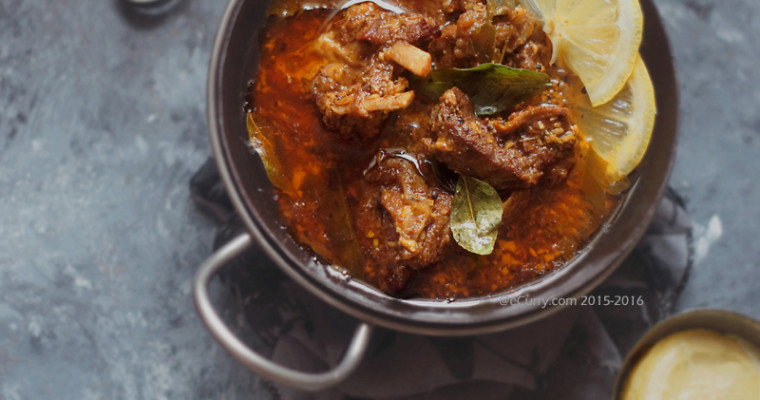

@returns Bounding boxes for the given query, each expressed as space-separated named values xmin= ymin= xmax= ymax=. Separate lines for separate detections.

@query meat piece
xmin=312 ymin=55 xmax=410 ymax=139
xmin=503 ymin=30 xmax=553 ymax=71
xmin=368 ymin=155 xmax=453 ymax=267
xmin=332 ymin=2 xmax=438 ymax=45
xmin=428 ymin=2 xmax=492 ymax=68
xmin=311 ymin=3 xmax=438 ymax=140
xmin=489 ymin=104 xmax=570 ymax=136
xmin=427 ymin=88 xmax=576 ymax=190
xmin=428 ymin=3 xmax=546 ymax=70
xmin=357 ymin=154 xmax=453 ymax=294
xmin=314 ymin=31 xmax=363 ymax=66
xmin=493 ymin=7 xmax=544 ymax=68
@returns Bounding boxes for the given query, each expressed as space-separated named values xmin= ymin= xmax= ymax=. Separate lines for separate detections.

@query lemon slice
xmin=532 ymin=0 xmax=644 ymax=106
xmin=569 ymin=56 xmax=656 ymax=184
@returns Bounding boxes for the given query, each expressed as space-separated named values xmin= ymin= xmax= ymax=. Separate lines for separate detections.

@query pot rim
xmin=206 ymin=0 xmax=680 ymax=336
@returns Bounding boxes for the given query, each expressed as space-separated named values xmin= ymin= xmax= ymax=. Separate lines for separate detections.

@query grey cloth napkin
xmin=190 ymin=159 xmax=692 ymax=400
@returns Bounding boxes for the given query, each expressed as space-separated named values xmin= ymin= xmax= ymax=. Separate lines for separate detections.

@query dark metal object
xmin=194 ymin=235 xmax=373 ymax=391
xmin=193 ymin=0 xmax=679 ymax=389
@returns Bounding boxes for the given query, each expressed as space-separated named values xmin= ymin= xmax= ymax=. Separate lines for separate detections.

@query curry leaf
xmin=472 ymin=20 xmax=497 ymax=64
xmin=247 ymin=113 xmax=291 ymax=192
xmin=450 ymin=175 xmax=503 ymax=255
xmin=413 ymin=63 xmax=551 ymax=115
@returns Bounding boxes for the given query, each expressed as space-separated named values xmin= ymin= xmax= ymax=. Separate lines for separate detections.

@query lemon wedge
xmin=569 ymin=56 xmax=656 ymax=184
xmin=532 ymin=0 xmax=644 ymax=106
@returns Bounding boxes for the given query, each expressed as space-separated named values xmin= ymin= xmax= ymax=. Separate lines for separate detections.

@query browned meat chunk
xmin=357 ymin=153 xmax=453 ymax=294
xmin=502 ymin=30 xmax=553 ymax=71
xmin=428 ymin=2 xmax=492 ymax=68
xmin=427 ymin=88 xmax=576 ymax=190
xmin=332 ymin=2 xmax=438 ymax=45
xmin=311 ymin=3 xmax=438 ymax=140
xmin=494 ymin=7 xmax=549 ymax=71
xmin=312 ymin=56 xmax=412 ymax=138
xmin=428 ymin=3 xmax=544 ymax=69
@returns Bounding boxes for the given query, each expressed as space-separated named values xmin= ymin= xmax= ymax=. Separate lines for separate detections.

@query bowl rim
xmin=206 ymin=0 xmax=680 ymax=336
xmin=613 ymin=308 xmax=760 ymax=399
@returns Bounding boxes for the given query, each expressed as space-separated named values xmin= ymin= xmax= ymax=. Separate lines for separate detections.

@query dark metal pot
xmin=194 ymin=0 xmax=679 ymax=391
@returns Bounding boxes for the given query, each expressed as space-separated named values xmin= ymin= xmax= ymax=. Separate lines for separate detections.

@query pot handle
xmin=193 ymin=233 xmax=374 ymax=391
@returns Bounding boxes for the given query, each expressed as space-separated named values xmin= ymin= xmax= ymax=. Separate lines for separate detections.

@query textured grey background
xmin=0 ymin=0 xmax=757 ymax=398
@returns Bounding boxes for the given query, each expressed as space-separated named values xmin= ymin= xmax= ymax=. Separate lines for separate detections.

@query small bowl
xmin=613 ymin=309 xmax=760 ymax=399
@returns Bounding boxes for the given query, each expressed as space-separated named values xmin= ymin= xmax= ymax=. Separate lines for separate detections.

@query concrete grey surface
xmin=0 ymin=0 xmax=757 ymax=399
xmin=660 ymin=0 xmax=760 ymax=318
xmin=0 ymin=0 xmax=267 ymax=398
